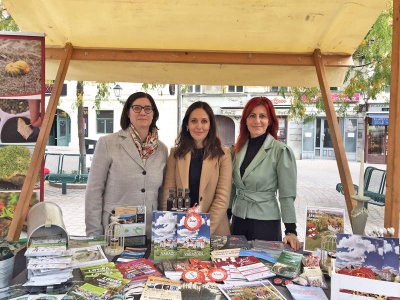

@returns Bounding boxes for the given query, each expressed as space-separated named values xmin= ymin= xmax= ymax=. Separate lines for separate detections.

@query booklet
xmin=231 ymin=256 xmax=275 ymax=281
xmin=25 ymin=238 xmax=67 ymax=257
xmin=272 ymin=250 xmax=303 ymax=279
xmin=80 ymin=262 xmax=121 ymax=280
xmin=68 ymin=245 xmax=108 ymax=269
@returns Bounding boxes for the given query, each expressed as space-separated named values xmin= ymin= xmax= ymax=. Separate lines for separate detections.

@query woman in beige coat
xmin=85 ymin=92 xmax=168 ymax=238
xmin=162 ymin=101 xmax=232 ymax=236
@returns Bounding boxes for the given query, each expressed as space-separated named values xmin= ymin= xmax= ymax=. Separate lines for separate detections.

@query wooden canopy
xmin=3 ymin=0 xmax=398 ymax=240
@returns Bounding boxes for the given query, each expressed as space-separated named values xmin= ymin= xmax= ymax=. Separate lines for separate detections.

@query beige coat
xmin=85 ymin=129 xmax=168 ymax=237
xmin=162 ymin=147 xmax=232 ymax=235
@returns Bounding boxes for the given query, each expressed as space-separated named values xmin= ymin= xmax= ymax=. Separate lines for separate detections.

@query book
xmin=382 ymin=237 xmax=400 ymax=282
xmin=66 ymin=282 xmax=108 ymax=299
xmin=218 ymin=279 xmax=287 ymax=300
xmin=210 ymin=235 xmax=228 ymax=251
xmin=116 ymin=258 xmax=162 ymax=281
xmin=176 ymin=212 xmax=211 ymax=260
xmin=152 ymin=211 xmax=211 ymax=261
xmin=85 ymin=273 xmax=129 ymax=298
xmin=286 ymin=284 xmax=328 ymax=300
xmin=335 ymin=233 xmax=384 ymax=279
xmin=152 ymin=211 xmax=178 ymax=261
xmin=68 ymin=245 xmax=108 ymax=269
xmin=221 ymin=235 xmax=251 ymax=250
xmin=272 ymin=250 xmax=303 ymax=279
xmin=304 ymin=206 xmax=345 ymax=252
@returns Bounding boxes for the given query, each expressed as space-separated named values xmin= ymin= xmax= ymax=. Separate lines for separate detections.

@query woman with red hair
xmin=231 ymin=97 xmax=300 ymax=250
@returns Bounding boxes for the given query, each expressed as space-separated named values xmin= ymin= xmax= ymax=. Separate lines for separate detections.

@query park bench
xmin=44 ymin=153 xmax=89 ymax=194
xmin=336 ymin=166 xmax=386 ymax=207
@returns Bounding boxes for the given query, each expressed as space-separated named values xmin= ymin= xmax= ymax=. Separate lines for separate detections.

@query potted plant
xmin=0 ymin=238 xmax=21 ymax=288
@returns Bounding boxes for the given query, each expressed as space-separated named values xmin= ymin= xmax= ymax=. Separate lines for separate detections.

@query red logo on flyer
xmin=208 ymin=267 xmax=228 ymax=281
xmin=182 ymin=270 xmax=205 ymax=282
xmin=184 ymin=212 xmax=202 ymax=231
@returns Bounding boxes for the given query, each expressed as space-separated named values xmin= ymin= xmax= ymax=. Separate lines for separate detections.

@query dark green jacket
xmin=231 ymin=134 xmax=297 ymax=222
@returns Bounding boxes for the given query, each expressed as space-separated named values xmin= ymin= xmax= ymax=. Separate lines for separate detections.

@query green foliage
xmin=344 ymin=1 xmax=393 ymax=100
xmin=0 ymin=3 xmax=19 ymax=31
xmin=94 ymin=82 xmax=111 ymax=110
xmin=141 ymin=83 xmax=165 ymax=95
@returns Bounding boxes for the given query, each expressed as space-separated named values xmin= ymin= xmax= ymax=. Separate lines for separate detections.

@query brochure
xmin=304 ymin=206 xmax=345 ymax=252
xmin=68 ymin=245 xmax=108 ymax=269
xmin=286 ymin=284 xmax=328 ymax=300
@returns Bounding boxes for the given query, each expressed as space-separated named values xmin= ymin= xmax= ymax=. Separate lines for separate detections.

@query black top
xmin=239 ymin=133 xmax=297 ymax=236
xmin=189 ymin=148 xmax=204 ymax=207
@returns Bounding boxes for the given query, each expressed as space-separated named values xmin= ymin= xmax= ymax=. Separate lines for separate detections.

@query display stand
xmin=331 ymin=271 xmax=400 ymax=299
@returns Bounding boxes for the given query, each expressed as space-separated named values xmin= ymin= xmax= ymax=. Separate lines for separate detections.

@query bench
xmin=45 ymin=153 xmax=89 ymax=194
xmin=336 ymin=166 xmax=386 ymax=207
xmin=47 ymin=173 xmax=79 ymax=195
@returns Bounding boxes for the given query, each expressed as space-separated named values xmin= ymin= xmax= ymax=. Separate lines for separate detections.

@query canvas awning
xmin=3 ymin=0 xmax=386 ymax=86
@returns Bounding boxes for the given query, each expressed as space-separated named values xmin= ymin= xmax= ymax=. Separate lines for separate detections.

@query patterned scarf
xmin=129 ymin=124 xmax=159 ymax=162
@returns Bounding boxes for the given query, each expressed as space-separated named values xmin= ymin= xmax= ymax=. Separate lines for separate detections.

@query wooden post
xmin=313 ymin=49 xmax=356 ymax=223
xmin=384 ymin=0 xmax=400 ymax=237
xmin=7 ymin=43 xmax=73 ymax=241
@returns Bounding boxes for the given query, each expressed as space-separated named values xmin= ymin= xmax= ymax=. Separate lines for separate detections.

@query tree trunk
xmin=77 ymin=81 xmax=86 ymax=174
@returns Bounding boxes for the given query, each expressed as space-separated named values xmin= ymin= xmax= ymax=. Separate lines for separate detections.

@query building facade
xmin=46 ymin=82 xmax=378 ymax=162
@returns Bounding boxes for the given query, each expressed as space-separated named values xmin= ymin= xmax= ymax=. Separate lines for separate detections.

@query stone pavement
xmin=43 ymin=159 xmax=386 ymax=240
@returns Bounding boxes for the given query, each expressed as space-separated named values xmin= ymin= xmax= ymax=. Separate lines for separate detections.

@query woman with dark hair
xmin=231 ymin=97 xmax=300 ymax=250
xmin=86 ymin=92 xmax=168 ymax=237
xmin=162 ymin=101 xmax=232 ymax=235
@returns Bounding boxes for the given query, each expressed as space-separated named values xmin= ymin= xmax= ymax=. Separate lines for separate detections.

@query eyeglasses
xmin=131 ymin=105 xmax=153 ymax=114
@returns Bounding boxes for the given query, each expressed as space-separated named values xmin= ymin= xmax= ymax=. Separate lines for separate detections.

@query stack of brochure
xmin=24 ymin=237 xmax=73 ymax=286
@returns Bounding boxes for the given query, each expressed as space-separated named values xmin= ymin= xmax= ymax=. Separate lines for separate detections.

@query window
xmin=228 ymin=85 xmax=244 ymax=93
xmin=270 ymin=86 xmax=279 ymax=92
xmin=187 ymin=85 xmax=201 ymax=93
xmin=96 ymin=110 xmax=114 ymax=134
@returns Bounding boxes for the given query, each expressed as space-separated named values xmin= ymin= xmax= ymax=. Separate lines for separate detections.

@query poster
xmin=0 ymin=32 xmax=44 ymax=236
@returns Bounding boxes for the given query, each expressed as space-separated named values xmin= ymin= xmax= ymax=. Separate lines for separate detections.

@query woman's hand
xmin=283 ymin=233 xmax=301 ymax=251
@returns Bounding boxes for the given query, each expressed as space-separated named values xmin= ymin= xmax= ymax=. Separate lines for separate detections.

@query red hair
xmin=234 ymin=97 xmax=279 ymax=153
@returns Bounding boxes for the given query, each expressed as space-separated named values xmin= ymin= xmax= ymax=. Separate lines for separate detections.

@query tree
xmin=75 ymin=82 xmax=111 ymax=174
xmin=288 ymin=1 xmax=392 ymax=121
xmin=0 ymin=2 xmax=18 ymax=31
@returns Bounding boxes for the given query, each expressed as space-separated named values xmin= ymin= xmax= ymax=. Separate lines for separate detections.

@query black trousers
xmin=231 ymin=215 xmax=282 ymax=241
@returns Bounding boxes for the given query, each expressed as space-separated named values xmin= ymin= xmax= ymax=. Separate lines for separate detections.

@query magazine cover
xmin=304 ymin=206 xmax=345 ymax=252
xmin=140 ymin=276 xmax=182 ymax=300
xmin=152 ymin=211 xmax=178 ymax=260
xmin=176 ymin=212 xmax=211 ymax=261
xmin=68 ymin=245 xmax=108 ymax=269
xmin=336 ymin=233 xmax=384 ymax=279
xmin=382 ymin=237 xmax=400 ymax=282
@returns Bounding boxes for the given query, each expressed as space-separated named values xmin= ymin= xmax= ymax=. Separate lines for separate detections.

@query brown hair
xmin=120 ymin=92 xmax=159 ymax=131
xmin=175 ymin=101 xmax=224 ymax=159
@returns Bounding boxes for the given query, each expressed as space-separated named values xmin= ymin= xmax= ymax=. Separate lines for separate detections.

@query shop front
xmin=366 ymin=113 xmax=389 ymax=164
xmin=302 ymin=117 xmax=360 ymax=161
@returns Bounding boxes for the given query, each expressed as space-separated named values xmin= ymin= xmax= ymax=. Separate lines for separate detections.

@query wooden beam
xmin=7 ymin=43 xmax=73 ymax=241
xmin=313 ymin=49 xmax=356 ymax=222
xmin=385 ymin=0 xmax=400 ymax=237
xmin=46 ymin=48 xmax=353 ymax=67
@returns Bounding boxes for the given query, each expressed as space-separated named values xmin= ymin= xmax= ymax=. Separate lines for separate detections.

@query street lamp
xmin=113 ymin=84 xmax=123 ymax=100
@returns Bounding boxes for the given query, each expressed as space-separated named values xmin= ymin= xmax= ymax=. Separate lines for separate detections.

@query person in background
xmin=162 ymin=101 xmax=232 ymax=235
xmin=85 ymin=92 xmax=168 ymax=238
xmin=231 ymin=96 xmax=300 ymax=250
